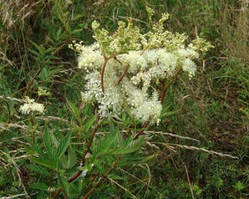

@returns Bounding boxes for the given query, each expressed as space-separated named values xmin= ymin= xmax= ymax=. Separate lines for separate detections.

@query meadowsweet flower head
xmin=72 ymin=10 xmax=212 ymax=124
xmin=19 ymin=96 xmax=45 ymax=115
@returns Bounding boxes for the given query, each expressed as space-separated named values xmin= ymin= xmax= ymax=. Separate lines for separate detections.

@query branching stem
xmin=82 ymin=157 xmax=120 ymax=199
xmin=133 ymin=120 xmax=150 ymax=140
xmin=52 ymin=116 xmax=100 ymax=199
xmin=117 ymin=65 xmax=129 ymax=85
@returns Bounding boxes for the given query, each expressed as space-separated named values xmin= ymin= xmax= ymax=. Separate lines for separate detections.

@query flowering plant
xmin=19 ymin=96 xmax=45 ymax=115
xmin=50 ymin=10 xmax=213 ymax=199
xmin=70 ymin=11 xmax=212 ymax=125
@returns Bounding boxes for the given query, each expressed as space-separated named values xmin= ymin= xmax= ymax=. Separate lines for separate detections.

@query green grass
xmin=0 ymin=0 xmax=248 ymax=198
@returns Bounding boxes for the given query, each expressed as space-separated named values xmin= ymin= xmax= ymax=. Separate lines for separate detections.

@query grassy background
xmin=0 ymin=0 xmax=248 ymax=198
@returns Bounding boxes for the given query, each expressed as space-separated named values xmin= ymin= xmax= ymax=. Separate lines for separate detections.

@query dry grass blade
xmin=153 ymin=142 xmax=238 ymax=159
xmin=144 ymin=131 xmax=200 ymax=143
xmin=0 ymin=193 xmax=27 ymax=199
xmin=184 ymin=164 xmax=195 ymax=199
xmin=0 ymin=96 xmax=24 ymax=103
xmin=0 ymin=123 xmax=40 ymax=134
xmin=37 ymin=116 xmax=71 ymax=124
xmin=108 ymin=177 xmax=137 ymax=199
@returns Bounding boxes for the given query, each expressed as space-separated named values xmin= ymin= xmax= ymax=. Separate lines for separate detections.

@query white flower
xmin=130 ymin=92 xmax=162 ymax=123
xmin=157 ymin=51 xmax=177 ymax=75
xmin=78 ymin=43 xmax=104 ymax=70
xmin=182 ymin=58 xmax=197 ymax=78
xmin=81 ymin=70 xmax=102 ymax=103
xmin=176 ymin=47 xmax=199 ymax=59
xmin=118 ymin=50 xmax=147 ymax=73
xmin=19 ymin=97 xmax=44 ymax=114
xmin=77 ymin=43 xmax=201 ymax=124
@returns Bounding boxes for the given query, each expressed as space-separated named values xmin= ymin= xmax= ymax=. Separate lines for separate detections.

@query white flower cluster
xmin=19 ymin=97 xmax=45 ymax=115
xmin=76 ymin=43 xmax=200 ymax=124
xmin=73 ymin=12 xmax=212 ymax=124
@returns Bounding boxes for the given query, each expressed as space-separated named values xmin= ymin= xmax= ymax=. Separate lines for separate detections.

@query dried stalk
xmin=144 ymin=131 xmax=200 ymax=143
xmin=184 ymin=164 xmax=195 ymax=199
xmin=153 ymin=142 xmax=238 ymax=159
xmin=0 ymin=96 xmax=24 ymax=103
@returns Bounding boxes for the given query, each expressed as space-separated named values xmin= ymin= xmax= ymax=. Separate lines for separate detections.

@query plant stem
xmin=52 ymin=116 xmax=100 ymax=199
xmin=160 ymin=68 xmax=181 ymax=104
xmin=25 ymin=68 xmax=41 ymax=96
xmin=117 ymin=65 xmax=129 ymax=85
xmin=82 ymin=157 xmax=120 ymax=199
xmin=133 ymin=120 xmax=150 ymax=140
xmin=101 ymin=56 xmax=109 ymax=93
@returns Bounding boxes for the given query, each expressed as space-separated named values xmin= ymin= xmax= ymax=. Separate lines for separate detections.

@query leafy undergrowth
xmin=0 ymin=0 xmax=248 ymax=198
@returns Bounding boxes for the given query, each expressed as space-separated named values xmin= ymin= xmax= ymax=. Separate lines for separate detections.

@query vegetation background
xmin=0 ymin=0 xmax=248 ymax=198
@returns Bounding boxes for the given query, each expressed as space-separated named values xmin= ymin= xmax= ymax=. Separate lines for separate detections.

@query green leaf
xmin=66 ymin=99 xmax=80 ymax=120
xmin=161 ymin=109 xmax=180 ymax=119
xmin=59 ymin=176 xmax=70 ymax=197
xmin=83 ymin=115 xmax=96 ymax=132
xmin=67 ymin=146 xmax=77 ymax=169
xmin=51 ymin=130 xmax=59 ymax=148
xmin=43 ymin=127 xmax=54 ymax=158
xmin=31 ymin=158 xmax=57 ymax=170
xmin=30 ymin=183 xmax=49 ymax=191
xmin=56 ymin=132 xmax=72 ymax=158
xmin=234 ymin=181 xmax=245 ymax=191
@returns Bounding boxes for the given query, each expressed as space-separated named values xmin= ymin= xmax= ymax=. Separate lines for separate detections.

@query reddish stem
xmin=133 ymin=120 xmax=150 ymax=140
xmin=101 ymin=57 xmax=109 ymax=93
xmin=25 ymin=68 xmax=41 ymax=96
xmin=82 ymin=158 xmax=120 ymax=199
xmin=52 ymin=117 xmax=99 ymax=199
xmin=160 ymin=69 xmax=181 ymax=104
xmin=117 ymin=65 xmax=129 ymax=85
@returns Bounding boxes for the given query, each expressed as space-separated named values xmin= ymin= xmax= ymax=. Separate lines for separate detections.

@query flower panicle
xmin=71 ymin=10 xmax=212 ymax=125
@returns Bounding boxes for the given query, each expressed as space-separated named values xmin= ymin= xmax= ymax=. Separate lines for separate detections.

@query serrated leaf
xmin=31 ymin=158 xmax=57 ymax=170
xmin=83 ymin=115 xmax=96 ymax=132
xmin=27 ymin=164 xmax=50 ymax=177
xmin=56 ymin=132 xmax=72 ymax=158
xmin=43 ymin=127 xmax=54 ymax=158
xmin=161 ymin=109 xmax=180 ymax=119
xmin=59 ymin=176 xmax=70 ymax=197
xmin=66 ymin=99 xmax=80 ymax=120
xmin=67 ymin=146 xmax=77 ymax=169
xmin=51 ymin=131 xmax=59 ymax=148
xmin=30 ymin=183 xmax=49 ymax=191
